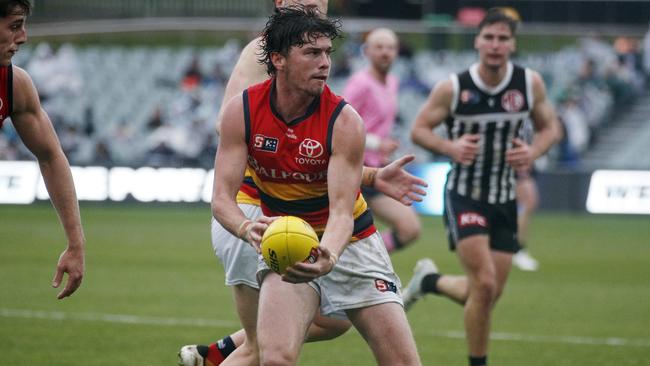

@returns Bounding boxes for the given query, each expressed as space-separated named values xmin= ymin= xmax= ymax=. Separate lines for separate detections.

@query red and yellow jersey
xmin=243 ymin=78 xmax=375 ymax=240
xmin=0 ymin=65 xmax=13 ymax=127
xmin=236 ymin=168 xmax=261 ymax=205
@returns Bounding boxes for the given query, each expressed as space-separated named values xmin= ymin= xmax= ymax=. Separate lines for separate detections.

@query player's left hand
xmin=282 ymin=246 xmax=336 ymax=283
xmin=374 ymin=155 xmax=428 ymax=206
xmin=52 ymin=246 xmax=85 ymax=299
xmin=506 ymin=138 xmax=534 ymax=171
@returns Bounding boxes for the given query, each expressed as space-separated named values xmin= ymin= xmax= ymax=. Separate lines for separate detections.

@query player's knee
xmin=307 ymin=317 xmax=351 ymax=341
xmin=394 ymin=219 xmax=421 ymax=245
xmin=471 ymin=276 xmax=498 ymax=305
xmin=259 ymin=348 xmax=297 ymax=366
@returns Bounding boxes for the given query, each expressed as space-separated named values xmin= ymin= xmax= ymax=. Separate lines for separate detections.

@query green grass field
xmin=1 ymin=204 xmax=649 ymax=365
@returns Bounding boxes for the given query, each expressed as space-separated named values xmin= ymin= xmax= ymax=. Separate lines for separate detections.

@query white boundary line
xmin=2 ymin=308 xmax=649 ymax=348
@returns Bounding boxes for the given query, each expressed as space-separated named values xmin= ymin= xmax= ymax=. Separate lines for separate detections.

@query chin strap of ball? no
xmin=237 ymin=219 xmax=253 ymax=241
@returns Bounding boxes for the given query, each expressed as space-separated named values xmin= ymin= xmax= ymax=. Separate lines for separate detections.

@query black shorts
xmin=442 ymin=190 xmax=520 ymax=253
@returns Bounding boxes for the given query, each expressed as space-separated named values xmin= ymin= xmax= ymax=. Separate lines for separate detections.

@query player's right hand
xmin=450 ymin=134 xmax=480 ymax=166
xmin=52 ymin=246 xmax=85 ymax=299
xmin=244 ymin=216 xmax=278 ymax=253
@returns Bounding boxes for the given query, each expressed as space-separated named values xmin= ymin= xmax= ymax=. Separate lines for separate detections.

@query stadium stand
xmin=0 ymin=35 xmax=645 ymax=170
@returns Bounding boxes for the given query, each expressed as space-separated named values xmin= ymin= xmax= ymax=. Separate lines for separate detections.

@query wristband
xmin=237 ymin=219 xmax=252 ymax=240
xmin=361 ymin=167 xmax=378 ymax=187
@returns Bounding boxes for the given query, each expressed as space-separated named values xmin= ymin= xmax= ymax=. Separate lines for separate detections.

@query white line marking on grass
xmin=0 ymin=308 xmax=240 ymax=328
xmin=426 ymin=330 xmax=650 ymax=348
xmin=2 ymin=308 xmax=649 ymax=348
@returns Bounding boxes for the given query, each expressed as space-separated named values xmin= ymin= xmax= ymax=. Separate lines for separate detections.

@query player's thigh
xmin=306 ymin=311 xmax=352 ymax=342
xmin=257 ymin=273 xmax=319 ymax=348
xmin=456 ymin=235 xmax=496 ymax=281
xmin=232 ymin=284 xmax=261 ymax=338
xmin=368 ymin=194 xmax=420 ymax=232
xmin=346 ymin=302 xmax=419 ymax=365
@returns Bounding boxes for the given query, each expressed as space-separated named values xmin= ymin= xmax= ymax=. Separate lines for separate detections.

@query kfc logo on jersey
xmin=501 ymin=90 xmax=525 ymax=112
xmin=458 ymin=212 xmax=488 ymax=228
xmin=253 ymin=134 xmax=279 ymax=153
xmin=0 ymin=97 xmax=4 ymax=110
xmin=299 ymin=139 xmax=324 ymax=158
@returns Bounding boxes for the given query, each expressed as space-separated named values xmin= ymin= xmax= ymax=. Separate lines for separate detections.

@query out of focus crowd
xmin=1 ymin=32 xmax=648 ymax=171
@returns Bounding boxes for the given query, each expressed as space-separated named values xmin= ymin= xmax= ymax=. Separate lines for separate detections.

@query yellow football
xmin=261 ymin=216 xmax=320 ymax=274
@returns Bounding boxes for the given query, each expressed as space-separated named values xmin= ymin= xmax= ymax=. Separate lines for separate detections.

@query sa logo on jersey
xmin=298 ymin=139 xmax=324 ymax=159
xmin=254 ymin=134 xmax=279 ymax=153
xmin=501 ymin=90 xmax=524 ymax=112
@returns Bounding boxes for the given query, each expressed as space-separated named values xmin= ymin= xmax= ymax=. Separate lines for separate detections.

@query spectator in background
xmin=182 ymin=55 xmax=203 ymax=90
xmin=343 ymin=28 xmax=421 ymax=253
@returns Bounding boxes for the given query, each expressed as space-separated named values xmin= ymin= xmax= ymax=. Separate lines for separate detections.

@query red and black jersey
xmin=243 ymin=78 xmax=375 ymax=239
xmin=0 ymin=65 xmax=13 ymax=127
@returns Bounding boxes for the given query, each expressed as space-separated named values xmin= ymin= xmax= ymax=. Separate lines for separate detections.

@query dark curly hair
xmin=258 ymin=5 xmax=342 ymax=76
xmin=0 ymin=0 xmax=31 ymax=18
xmin=478 ymin=7 xmax=518 ymax=35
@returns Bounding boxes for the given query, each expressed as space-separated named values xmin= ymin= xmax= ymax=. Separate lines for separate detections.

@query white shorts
xmin=258 ymin=232 xmax=403 ymax=318
xmin=212 ymin=204 xmax=262 ymax=289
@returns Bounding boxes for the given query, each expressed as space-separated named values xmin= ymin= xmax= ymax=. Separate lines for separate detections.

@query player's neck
xmin=273 ymin=78 xmax=317 ymax=123
xmin=477 ymin=62 xmax=509 ymax=87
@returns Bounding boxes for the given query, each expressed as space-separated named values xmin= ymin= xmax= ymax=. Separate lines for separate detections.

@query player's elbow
xmin=410 ymin=124 xmax=426 ymax=147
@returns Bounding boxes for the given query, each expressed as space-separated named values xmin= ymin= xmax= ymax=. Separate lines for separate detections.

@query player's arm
xmin=411 ymin=79 xmax=480 ymax=165
xmin=283 ymin=105 xmax=364 ymax=283
xmin=506 ymin=71 xmax=561 ymax=170
xmin=11 ymin=66 xmax=85 ymax=300
xmin=212 ymin=93 xmax=271 ymax=249
xmin=363 ymin=155 xmax=427 ymax=206
xmin=215 ymin=38 xmax=268 ymax=135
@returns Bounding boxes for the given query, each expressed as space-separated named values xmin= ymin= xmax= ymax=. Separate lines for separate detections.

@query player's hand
xmin=374 ymin=155 xmax=428 ymax=206
xmin=244 ymin=216 xmax=278 ymax=253
xmin=449 ymin=134 xmax=480 ymax=166
xmin=506 ymin=138 xmax=534 ymax=171
xmin=282 ymin=246 xmax=336 ymax=283
xmin=379 ymin=138 xmax=400 ymax=155
xmin=52 ymin=246 xmax=85 ymax=299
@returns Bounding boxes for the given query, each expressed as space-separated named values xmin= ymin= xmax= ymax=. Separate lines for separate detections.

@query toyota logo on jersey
xmin=299 ymin=139 xmax=324 ymax=158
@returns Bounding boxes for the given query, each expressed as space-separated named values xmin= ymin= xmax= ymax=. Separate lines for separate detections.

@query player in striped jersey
xmin=404 ymin=8 xmax=560 ymax=366
xmin=0 ymin=0 xmax=85 ymax=300
xmin=179 ymin=2 xmax=427 ymax=365
xmin=212 ymin=7 xmax=420 ymax=365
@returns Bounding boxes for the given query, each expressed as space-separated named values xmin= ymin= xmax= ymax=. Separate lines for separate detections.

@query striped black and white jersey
xmin=445 ymin=62 xmax=534 ymax=204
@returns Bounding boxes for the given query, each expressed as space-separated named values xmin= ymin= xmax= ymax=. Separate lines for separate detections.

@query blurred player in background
xmin=211 ymin=6 xmax=420 ymax=365
xmin=342 ymin=28 xmax=421 ymax=253
xmin=512 ymin=119 xmax=540 ymax=271
xmin=179 ymin=1 xmax=427 ymax=365
xmin=0 ymin=0 xmax=85 ymax=299
xmin=404 ymin=8 xmax=560 ymax=366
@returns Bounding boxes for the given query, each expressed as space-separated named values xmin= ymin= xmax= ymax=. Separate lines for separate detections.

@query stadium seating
xmin=1 ymin=38 xmax=645 ymax=170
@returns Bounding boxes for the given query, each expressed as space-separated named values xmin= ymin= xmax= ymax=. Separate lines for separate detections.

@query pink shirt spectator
xmin=343 ymin=69 xmax=399 ymax=167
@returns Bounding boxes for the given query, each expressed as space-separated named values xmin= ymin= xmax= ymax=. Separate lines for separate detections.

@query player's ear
xmin=271 ymin=51 xmax=285 ymax=72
